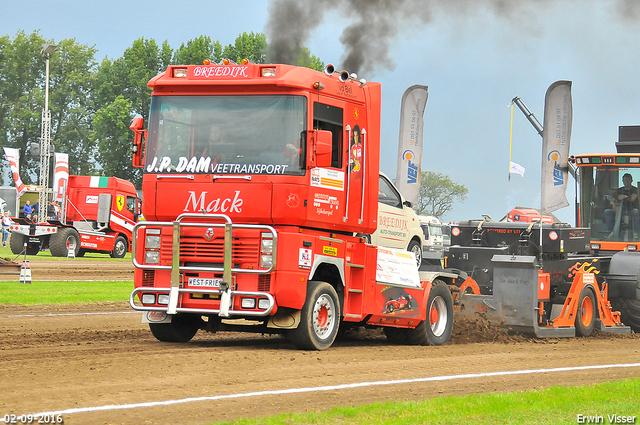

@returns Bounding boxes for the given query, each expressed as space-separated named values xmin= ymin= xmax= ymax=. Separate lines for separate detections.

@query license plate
xmin=188 ymin=277 xmax=222 ymax=287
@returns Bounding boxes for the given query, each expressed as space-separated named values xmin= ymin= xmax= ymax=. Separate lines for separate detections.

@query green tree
xmin=417 ymin=171 xmax=468 ymax=218
xmin=222 ymin=32 xmax=267 ymax=64
xmin=0 ymin=31 xmax=97 ymax=182
xmin=93 ymin=96 xmax=135 ymax=181
xmin=295 ymin=47 xmax=324 ymax=72
xmin=92 ymin=37 xmax=172 ymax=186
xmin=173 ymin=35 xmax=222 ymax=65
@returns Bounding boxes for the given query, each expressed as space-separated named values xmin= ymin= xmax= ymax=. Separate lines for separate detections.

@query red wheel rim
xmin=580 ymin=295 xmax=594 ymax=328
xmin=317 ymin=305 xmax=328 ymax=328
xmin=430 ymin=306 xmax=439 ymax=326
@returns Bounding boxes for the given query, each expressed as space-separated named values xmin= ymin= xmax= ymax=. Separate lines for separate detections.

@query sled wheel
xmin=406 ymin=282 xmax=454 ymax=346
xmin=289 ymin=281 xmax=340 ymax=350
xmin=149 ymin=314 xmax=201 ymax=342
xmin=575 ymin=286 xmax=596 ymax=337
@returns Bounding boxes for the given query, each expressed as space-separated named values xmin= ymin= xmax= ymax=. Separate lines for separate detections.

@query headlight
xmin=260 ymin=254 xmax=273 ymax=268
xmin=241 ymin=298 xmax=256 ymax=309
xmin=146 ymin=235 xmax=161 ymax=249
xmin=258 ymin=299 xmax=270 ymax=310
xmin=261 ymin=238 xmax=273 ymax=254
xmin=145 ymin=250 xmax=160 ymax=264
xmin=157 ymin=294 xmax=170 ymax=305
xmin=141 ymin=294 xmax=156 ymax=304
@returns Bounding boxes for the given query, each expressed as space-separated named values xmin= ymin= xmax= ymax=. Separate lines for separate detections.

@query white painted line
xmin=5 ymin=311 xmax=138 ymax=318
xmin=15 ymin=362 xmax=640 ymax=420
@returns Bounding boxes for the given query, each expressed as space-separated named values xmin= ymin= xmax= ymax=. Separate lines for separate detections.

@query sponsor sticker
xmin=299 ymin=248 xmax=312 ymax=269
xmin=322 ymin=246 xmax=338 ymax=256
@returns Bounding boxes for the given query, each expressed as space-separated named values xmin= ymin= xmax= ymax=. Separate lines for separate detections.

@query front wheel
xmin=289 ymin=281 xmax=340 ymax=350
xmin=149 ymin=314 xmax=201 ymax=342
xmin=110 ymin=235 xmax=128 ymax=258
xmin=575 ymin=286 xmax=596 ymax=337
xmin=406 ymin=282 xmax=454 ymax=346
xmin=408 ymin=240 xmax=422 ymax=268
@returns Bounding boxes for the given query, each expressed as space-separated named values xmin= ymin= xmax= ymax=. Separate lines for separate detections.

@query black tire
xmin=406 ymin=282 xmax=454 ymax=346
xmin=383 ymin=327 xmax=409 ymax=344
xmin=76 ymin=249 xmax=86 ymax=257
xmin=110 ymin=235 xmax=128 ymax=258
xmin=49 ymin=228 xmax=80 ymax=257
xmin=408 ymin=240 xmax=422 ymax=268
xmin=614 ymin=295 xmax=640 ymax=333
xmin=149 ymin=314 xmax=201 ymax=342
xmin=9 ymin=232 xmax=25 ymax=255
xmin=289 ymin=281 xmax=340 ymax=350
xmin=575 ymin=286 xmax=596 ymax=337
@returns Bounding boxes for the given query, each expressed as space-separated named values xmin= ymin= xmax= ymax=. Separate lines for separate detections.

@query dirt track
xmin=0 ymin=256 xmax=134 ymax=281
xmin=1 ymin=296 xmax=639 ymax=425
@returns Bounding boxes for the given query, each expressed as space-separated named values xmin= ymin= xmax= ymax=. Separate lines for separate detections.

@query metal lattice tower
xmin=38 ymin=44 xmax=57 ymax=223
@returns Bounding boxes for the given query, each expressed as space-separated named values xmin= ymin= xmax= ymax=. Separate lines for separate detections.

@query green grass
xmin=0 ymin=280 xmax=133 ymax=304
xmin=214 ymin=378 xmax=640 ymax=425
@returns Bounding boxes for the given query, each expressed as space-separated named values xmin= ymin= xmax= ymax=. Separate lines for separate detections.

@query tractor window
xmin=313 ymin=103 xmax=343 ymax=168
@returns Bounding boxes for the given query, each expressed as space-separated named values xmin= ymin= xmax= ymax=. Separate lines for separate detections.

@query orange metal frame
xmin=547 ymin=271 xmax=624 ymax=329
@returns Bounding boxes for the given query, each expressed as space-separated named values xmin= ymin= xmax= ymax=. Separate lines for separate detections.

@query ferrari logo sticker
xmin=116 ymin=195 xmax=125 ymax=212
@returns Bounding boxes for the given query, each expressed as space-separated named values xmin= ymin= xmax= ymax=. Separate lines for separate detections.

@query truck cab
xmin=417 ymin=215 xmax=444 ymax=263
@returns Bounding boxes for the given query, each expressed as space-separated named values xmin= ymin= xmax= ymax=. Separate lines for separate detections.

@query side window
xmin=313 ymin=103 xmax=343 ymax=168
xmin=378 ymin=175 xmax=402 ymax=208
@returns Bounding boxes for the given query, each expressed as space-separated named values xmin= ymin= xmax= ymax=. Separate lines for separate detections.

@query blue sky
xmin=3 ymin=0 xmax=640 ymax=224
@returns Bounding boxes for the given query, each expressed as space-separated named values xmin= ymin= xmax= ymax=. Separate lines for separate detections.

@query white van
xmin=368 ymin=173 xmax=424 ymax=266
xmin=418 ymin=215 xmax=444 ymax=263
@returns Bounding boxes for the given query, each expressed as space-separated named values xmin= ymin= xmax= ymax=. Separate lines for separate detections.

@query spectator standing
xmin=47 ymin=201 xmax=56 ymax=220
xmin=1 ymin=211 xmax=13 ymax=247
xmin=23 ymin=200 xmax=32 ymax=217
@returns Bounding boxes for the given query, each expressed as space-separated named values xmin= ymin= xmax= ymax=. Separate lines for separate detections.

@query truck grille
xmin=159 ymin=229 xmax=262 ymax=266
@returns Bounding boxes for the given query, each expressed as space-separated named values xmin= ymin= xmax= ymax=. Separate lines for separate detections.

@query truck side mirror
xmin=130 ymin=117 xmax=147 ymax=169
xmin=308 ymin=129 xmax=332 ymax=168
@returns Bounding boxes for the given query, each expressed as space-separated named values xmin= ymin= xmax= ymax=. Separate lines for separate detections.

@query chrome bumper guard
xmin=130 ymin=287 xmax=275 ymax=317
xmin=131 ymin=213 xmax=278 ymax=317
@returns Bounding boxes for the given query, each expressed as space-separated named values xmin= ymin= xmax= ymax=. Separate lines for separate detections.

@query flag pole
xmin=509 ymin=103 xmax=514 ymax=181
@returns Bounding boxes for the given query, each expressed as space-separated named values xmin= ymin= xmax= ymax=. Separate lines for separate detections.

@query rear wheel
xmin=110 ymin=235 xmax=128 ymax=258
xmin=575 ymin=286 xmax=596 ymax=337
xmin=9 ymin=232 xmax=25 ymax=255
xmin=149 ymin=314 xmax=201 ymax=342
xmin=49 ymin=228 xmax=80 ymax=257
xmin=406 ymin=282 xmax=453 ymax=346
xmin=289 ymin=281 xmax=340 ymax=350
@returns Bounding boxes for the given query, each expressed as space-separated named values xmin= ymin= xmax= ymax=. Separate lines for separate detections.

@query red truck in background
xmin=128 ymin=62 xmax=458 ymax=350
xmin=10 ymin=175 xmax=140 ymax=258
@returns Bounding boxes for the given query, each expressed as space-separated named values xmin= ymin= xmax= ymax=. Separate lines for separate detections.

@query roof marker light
xmin=173 ymin=68 xmax=187 ymax=78
xmin=261 ymin=67 xmax=276 ymax=77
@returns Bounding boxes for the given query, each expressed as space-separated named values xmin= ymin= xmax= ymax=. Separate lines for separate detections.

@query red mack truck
xmin=129 ymin=62 xmax=458 ymax=350
xmin=10 ymin=175 xmax=139 ymax=258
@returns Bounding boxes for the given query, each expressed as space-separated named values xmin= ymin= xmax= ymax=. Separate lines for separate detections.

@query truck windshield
xmin=429 ymin=224 xmax=442 ymax=236
xmin=145 ymin=95 xmax=307 ymax=175
xmin=580 ymin=164 xmax=640 ymax=242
